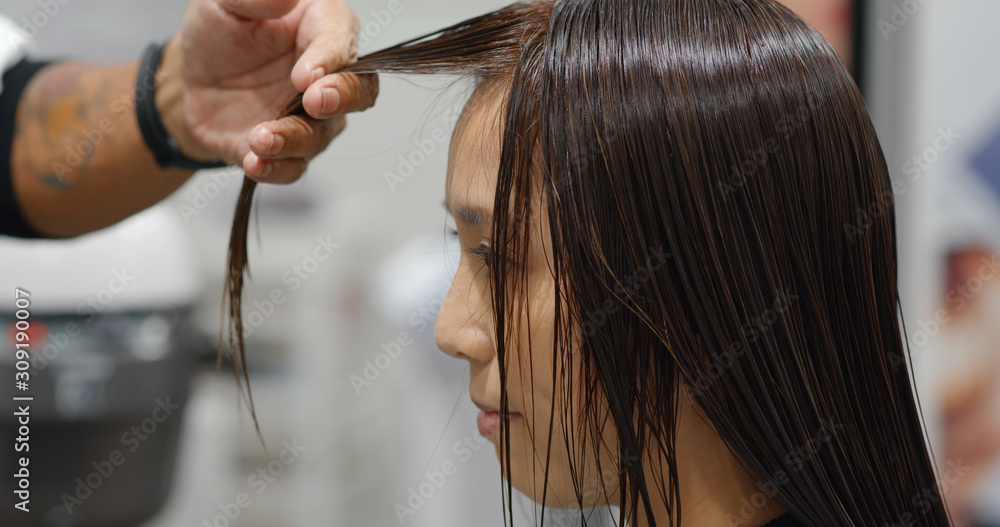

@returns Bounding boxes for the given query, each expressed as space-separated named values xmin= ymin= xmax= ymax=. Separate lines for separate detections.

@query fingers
xmin=243 ymin=114 xmax=347 ymax=183
xmin=252 ymin=113 xmax=348 ymax=159
xmin=242 ymin=154 xmax=308 ymax=184
xmin=291 ymin=27 xmax=358 ymax=92
xmin=282 ymin=1 xmax=379 ymax=115
xmin=216 ymin=0 xmax=299 ymax=20
xmin=302 ymin=72 xmax=379 ymax=118
xmin=290 ymin=0 xmax=359 ymax=90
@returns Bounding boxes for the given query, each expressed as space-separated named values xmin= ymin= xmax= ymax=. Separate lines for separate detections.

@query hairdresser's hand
xmin=162 ymin=0 xmax=379 ymax=183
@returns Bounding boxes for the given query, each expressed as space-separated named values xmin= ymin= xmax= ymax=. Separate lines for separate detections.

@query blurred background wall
xmin=0 ymin=0 xmax=998 ymax=526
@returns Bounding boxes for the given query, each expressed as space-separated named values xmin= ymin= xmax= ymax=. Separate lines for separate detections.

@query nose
xmin=435 ymin=265 xmax=494 ymax=365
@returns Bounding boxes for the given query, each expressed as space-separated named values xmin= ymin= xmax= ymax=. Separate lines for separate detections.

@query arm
xmin=10 ymin=55 xmax=194 ymax=238
xmin=7 ymin=0 xmax=377 ymax=238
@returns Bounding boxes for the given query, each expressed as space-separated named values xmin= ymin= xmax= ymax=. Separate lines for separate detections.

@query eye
xmin=465 ymin=243 xmax=493 ymax=268
xmin=445 ymin=223 xmax=518 ymax=272
xmin=445 ymin=227 xmax=492 ymax=268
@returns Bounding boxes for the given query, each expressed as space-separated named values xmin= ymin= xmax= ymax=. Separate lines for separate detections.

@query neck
xmin=629 ymin=393 xmax=787 ymax=527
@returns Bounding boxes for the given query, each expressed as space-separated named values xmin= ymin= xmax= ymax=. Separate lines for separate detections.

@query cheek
xmin=511 ymin=296 xmax=625 ymax=502
xmin=505 ymin=274 xmax=587 ymax=485
xmin=508 ymin=277 xmax=559 ymax=425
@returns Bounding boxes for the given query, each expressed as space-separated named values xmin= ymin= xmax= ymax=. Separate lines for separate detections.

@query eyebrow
xmin=442 ymin=199 xmax=491 ymax=227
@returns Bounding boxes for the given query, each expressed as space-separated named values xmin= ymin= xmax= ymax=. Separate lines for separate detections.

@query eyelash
xmin=448 ymin=227 xmax=500 ymax=269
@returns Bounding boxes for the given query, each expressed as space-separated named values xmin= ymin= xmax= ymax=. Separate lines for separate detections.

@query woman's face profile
xmin=434 ymin=89 xmax=620 ymax=509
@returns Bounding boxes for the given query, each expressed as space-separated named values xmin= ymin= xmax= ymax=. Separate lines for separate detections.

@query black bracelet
xmin=135 ymin=42 xmax=227 ymax=171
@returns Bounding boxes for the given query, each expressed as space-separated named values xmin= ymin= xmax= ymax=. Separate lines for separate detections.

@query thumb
xmin=216 ymin=0 xmax=299 ymax=20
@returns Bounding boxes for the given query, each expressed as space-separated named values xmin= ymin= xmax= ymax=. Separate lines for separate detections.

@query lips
xmin=473 ymin=400 xmax=522 ymax=437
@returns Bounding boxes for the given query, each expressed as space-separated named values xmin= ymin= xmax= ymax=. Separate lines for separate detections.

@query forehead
xmin=445 ymin=86 xmax=508 ymax=218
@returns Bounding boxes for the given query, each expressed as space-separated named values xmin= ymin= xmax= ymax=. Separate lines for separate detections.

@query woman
xmin=226 ymin=0 xmax=954 ymax=525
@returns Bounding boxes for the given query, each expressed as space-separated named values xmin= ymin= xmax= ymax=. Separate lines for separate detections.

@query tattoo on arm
xmin=15 ymin=62 xmax=113 ymax=189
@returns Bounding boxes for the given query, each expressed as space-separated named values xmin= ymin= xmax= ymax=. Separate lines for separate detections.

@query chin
xmin=498 ymin=445 xmax=611 ymax=510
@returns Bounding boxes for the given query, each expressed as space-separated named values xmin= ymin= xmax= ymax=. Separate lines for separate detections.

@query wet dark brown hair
xmin=225 ymin=1 xmax=953 ymax=525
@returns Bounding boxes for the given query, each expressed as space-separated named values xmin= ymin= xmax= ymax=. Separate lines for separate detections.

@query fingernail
xmin=320 ymin=87 xmax=341 ymax=116
xmin=265 ymin=133 xmax=284 ymax=156
xmin=258 ymin=162 xmax=272 ymax=179
xmin=310 ymin=67 xmax=325 ymax=84
xmin=253 ymin=127 xmax=271 ymax=154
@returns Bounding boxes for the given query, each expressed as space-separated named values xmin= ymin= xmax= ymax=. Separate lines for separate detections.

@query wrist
xmin=154 ymin=36 xmax=217 ymax=163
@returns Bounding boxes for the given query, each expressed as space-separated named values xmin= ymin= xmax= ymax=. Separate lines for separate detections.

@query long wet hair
xmin=224 ymin=1 xmax=953 ymax=525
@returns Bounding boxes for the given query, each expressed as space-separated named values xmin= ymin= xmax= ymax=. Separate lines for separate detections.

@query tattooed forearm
xmin=9 ymin=58 xmax=193 ymax=238
xmin=15 ymin=62 xmax=112 ymax=188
